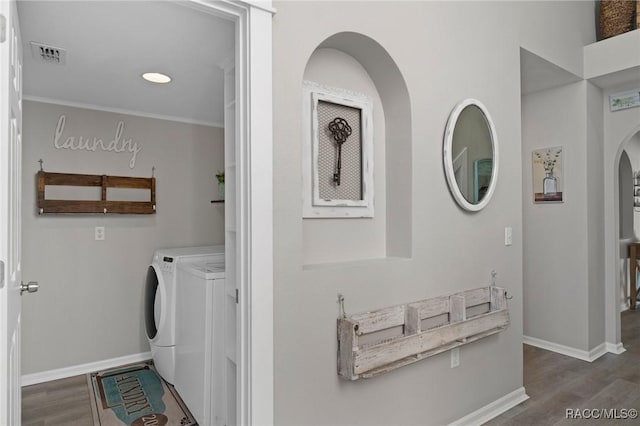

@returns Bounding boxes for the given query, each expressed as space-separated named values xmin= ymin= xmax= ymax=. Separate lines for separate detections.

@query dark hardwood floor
xmin=487 ymin=310 xmax=640 ymax=426
xmin=22 ymin=374 xmax=93 ymax=426
xmin=21 ymin=311 xmax=640 ymax=426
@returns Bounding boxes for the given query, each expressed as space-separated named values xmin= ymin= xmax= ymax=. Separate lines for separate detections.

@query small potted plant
xmin=216 ymin=171 xmax=225 ymax=200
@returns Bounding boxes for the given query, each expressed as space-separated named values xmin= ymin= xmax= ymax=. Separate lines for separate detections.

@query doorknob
xmin=21 ymin=281 xmax=39 ymax=295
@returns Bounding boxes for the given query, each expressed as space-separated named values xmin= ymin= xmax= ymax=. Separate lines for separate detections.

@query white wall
xmin=272 ymin=1 xmax=594 ymax=424
xmin=21 ymin=101 xmax=224 ymax=374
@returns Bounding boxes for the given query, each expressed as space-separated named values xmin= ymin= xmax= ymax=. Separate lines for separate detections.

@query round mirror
xmin=443 ymin=99 xmax=499 ymax=212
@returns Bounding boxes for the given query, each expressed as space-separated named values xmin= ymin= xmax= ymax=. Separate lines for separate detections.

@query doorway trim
xmin=182 ymin=1 xmax=274 ymax=425
xmin=607 ymin=124 xmax=640 ymax=354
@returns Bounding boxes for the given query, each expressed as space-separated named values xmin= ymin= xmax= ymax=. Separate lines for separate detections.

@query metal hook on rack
xmin=491 ymin=269 xmax=513 ymax=299
xmin=338 ymin=293 xmax=347 ymax=319
xmin=38 ymin=159 xmax=44 ymax=172
xmin=152 ymin=166 xmax=155 ymax=178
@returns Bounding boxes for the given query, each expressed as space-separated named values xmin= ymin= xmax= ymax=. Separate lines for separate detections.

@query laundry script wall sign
xmin=53 ymin=115 xmax=142 ymax=168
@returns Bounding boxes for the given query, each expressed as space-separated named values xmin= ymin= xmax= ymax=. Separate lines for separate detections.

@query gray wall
xmin=604 ymin=83 xmax=640 ymax=345
xmin=21 ymin=101 xmax=224 ymax=374
xmin=273 ymin=1 xmax=594 ymax=425
xmin=618 ymin=151 xmax=633 ymax=308
xmin=586 ymin=81 xmax=605 ymax=350
xmin=522 ymin=83 xmax=590 ymax=350
xmin=622 ymin=135 xmax=640 ymax=238
xmin=623 ymin=135 xmax=640 ymax=171
xmin=303 ymin=48 xmax=387 ymax=265
xmin=619 ymin=151 xmax=633 ymax=239
xmin=522 ymin=80 xmax=605 ymax=353
xmin=629 ymin=136 xmax=640 ymax=241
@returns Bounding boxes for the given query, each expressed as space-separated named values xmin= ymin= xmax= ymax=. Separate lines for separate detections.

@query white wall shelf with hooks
xmin=337 ymin=285 xmax=510 ymax=380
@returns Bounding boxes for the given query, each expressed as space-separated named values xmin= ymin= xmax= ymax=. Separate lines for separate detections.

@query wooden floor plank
xmin=22 ymin=375 xmax=93 ymax=426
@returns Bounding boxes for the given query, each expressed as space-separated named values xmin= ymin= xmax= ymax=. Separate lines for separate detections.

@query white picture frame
xmin=302 ymin=81 xmax=374 ymax=218
xmin=532 ymin=146 xmax=564 ymax=203
xmin=610 ymin=89 xmax=640 ymax=112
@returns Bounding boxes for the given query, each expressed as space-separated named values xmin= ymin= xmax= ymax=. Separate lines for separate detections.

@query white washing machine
xmin=175 ymin=257 xmax=230 ymax=426
xmin=144 ymin=245 xmax=224 ymax=384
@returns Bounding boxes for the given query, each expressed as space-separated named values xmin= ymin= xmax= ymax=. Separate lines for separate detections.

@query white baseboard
xmin=523 ymin=336 xmax=609 ymax=362
xmin=588 ymin=343 xmax=608 ymax=361
xmin=605 ymin=341 xmax=626 ymax=355
xmin=21 ymin=352 xmax=151 ymax=387
xmin=448 ymin=387 xmax=529 ymax=426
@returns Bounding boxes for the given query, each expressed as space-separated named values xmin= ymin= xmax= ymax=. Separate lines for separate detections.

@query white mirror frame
xmin=443 ymin=98 xmax=499 ymax=212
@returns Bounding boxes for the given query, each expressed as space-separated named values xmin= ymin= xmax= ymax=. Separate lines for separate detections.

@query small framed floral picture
xmin=532 ymin=146 xmax=563 ymax=203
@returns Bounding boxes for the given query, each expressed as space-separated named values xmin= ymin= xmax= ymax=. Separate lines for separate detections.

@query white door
xmin=0 ymin=0 xmax=25 ymax=424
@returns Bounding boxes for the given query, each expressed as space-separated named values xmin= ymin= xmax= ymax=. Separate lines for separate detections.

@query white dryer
xmin=175 ymin=257 xmax=230 ymax=426
xmin=144 ymin=245 xmax=224 ymax=384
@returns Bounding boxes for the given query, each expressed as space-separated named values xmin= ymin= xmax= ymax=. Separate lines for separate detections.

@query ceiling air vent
xmin=30 ymin=41 xmax=66 ymax=65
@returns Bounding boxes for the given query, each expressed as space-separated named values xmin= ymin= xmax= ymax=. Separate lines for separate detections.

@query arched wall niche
xmin=302 ymin=32 xmax=412 ymax=266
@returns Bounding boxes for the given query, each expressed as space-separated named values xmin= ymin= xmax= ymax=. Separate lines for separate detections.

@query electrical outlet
xmin=505 ymin=227 xmax=513 ymax=246
xmin=451 ymin=348 xmax=460 ymax=368
xmin=95 ymin=226 xmax=105 ymax=241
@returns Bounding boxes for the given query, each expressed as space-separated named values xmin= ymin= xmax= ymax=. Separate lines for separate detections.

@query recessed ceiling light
xmin=142 ymin=72 xmax=172 ymax=84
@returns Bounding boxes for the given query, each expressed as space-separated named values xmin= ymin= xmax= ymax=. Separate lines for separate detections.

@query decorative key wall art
xmin=302 ymin=81 xmax=374 ymax=218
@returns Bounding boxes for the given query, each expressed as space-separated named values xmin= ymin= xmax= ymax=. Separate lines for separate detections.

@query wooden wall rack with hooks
xmin=37 ymin=171 xmax=156 ymax=214
xmin=337 ymin=286 xmax=509 ymax=380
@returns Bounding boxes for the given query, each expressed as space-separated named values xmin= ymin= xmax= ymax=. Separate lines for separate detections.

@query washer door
xmin=145 ymin=264 xmax=167 ymax=343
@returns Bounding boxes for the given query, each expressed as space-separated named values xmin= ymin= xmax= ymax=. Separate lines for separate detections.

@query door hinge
xmin=0 ymin=260 xmax=4 ymax=288
xmin=235 ymin=288 xmax=239 ymax=304
xmin=0 ymin=14 xmax=6 ymax=44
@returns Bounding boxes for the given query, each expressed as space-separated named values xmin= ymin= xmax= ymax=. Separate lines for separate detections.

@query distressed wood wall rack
xmin=337 ymin=286 xmax=509 ymax=380
xmin=37 ymin=170 xmax=156 ymax=214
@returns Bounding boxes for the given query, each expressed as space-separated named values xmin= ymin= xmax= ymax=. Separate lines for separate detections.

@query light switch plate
xmin=505 ymin=227 xmax=513 ymax=246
